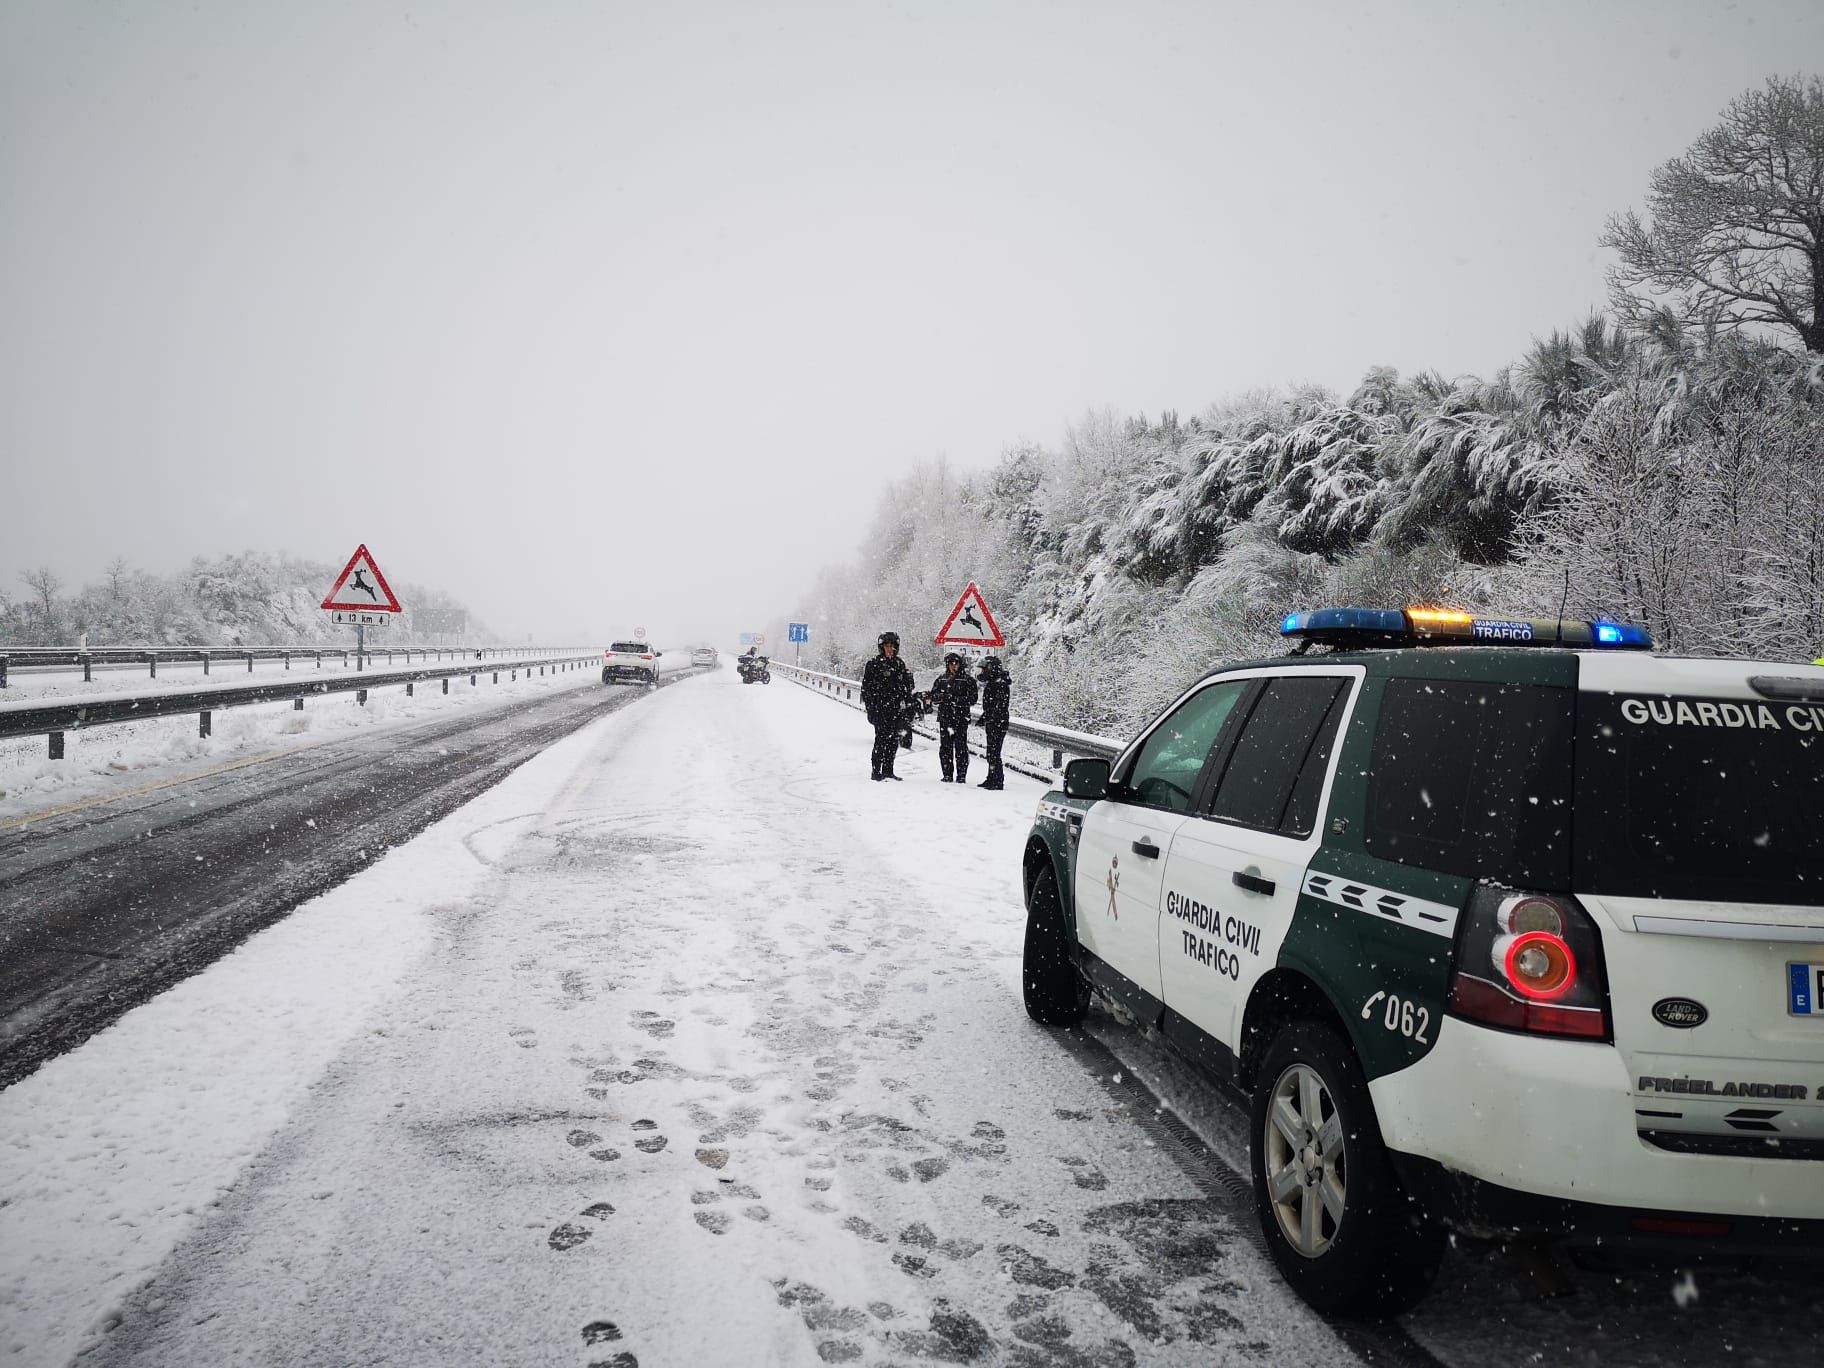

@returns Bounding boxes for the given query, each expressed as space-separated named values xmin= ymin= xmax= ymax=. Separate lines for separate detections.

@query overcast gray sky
xmin=3 ymin=0 xmax=1820 ymax=644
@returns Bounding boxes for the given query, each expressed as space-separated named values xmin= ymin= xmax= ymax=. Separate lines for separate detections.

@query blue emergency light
xmin=1279 ymin=607 xmax=1653 ymax=651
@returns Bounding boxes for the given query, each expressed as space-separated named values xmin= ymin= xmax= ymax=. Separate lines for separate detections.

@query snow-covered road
xmin=2 ymin=664 xmax=1347 ymax=1367
xmin=4 ymin=666 xmax=1816 ymax=1367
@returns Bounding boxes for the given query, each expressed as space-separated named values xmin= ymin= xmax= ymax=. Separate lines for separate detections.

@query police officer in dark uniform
xmin=974 ymin=655 xmax=1011 ymax=789
xmin=929 ymin=652 xmax=979 ymax=783
xmin=861 ymin=631 xmax=914 ymax=781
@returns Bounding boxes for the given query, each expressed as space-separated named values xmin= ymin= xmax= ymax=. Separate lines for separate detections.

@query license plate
xmin=1791 ymin=963 xmax=1824 ymax=1017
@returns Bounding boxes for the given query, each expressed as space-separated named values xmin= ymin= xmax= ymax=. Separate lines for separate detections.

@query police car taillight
xmin=1448 ymin=889 xmax=1610 ymax=1040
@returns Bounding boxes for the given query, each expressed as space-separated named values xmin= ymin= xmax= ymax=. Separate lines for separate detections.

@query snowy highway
xmin=0 ymin=667 xmax=696 ymax=1088
xmin=1 ymin=667 xmax=1816 ymax=1367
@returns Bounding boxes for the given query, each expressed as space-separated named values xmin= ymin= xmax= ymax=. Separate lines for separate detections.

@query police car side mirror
xmin=1063 ymin=757 xmax=1109 ymax=801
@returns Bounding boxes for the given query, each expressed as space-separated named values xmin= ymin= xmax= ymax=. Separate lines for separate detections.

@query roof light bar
xmin=1279 ymin=607 xmax=1653 ymax=651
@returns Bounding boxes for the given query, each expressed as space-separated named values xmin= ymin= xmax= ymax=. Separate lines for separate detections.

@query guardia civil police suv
xmin=1019 ymin=607 xmax=1824 ymax=1314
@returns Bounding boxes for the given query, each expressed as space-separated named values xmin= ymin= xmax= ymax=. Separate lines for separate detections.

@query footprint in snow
xmin=507 ymin=1027 xmax=537 ymax=1049
xmin=694 ymin=1210 xmax=733 ymax=1235
xmin=548 ymin=1223 xmax=592 ymax=1252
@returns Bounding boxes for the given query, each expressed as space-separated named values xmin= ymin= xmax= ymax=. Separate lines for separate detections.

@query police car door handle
xmin=1131 ymin=839 xmax=1160 ymax=859
xmin=1233 ymin=869 xmax=1275 ymax=896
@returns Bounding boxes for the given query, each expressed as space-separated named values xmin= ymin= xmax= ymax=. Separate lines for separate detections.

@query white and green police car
xmin=1019 ymin=606 xmax=1824 ymax=1314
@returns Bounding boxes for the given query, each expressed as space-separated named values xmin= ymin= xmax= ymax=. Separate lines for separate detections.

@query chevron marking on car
xmin=1039 ymin=801 xmax=1075 ymax=823
xmin=1301 ymin=871 xmax=1459 ymax=939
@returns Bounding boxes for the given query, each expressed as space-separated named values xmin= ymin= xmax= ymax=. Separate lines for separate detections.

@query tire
xmin=601 ymin=667 xmax=611 ymax=685
xmin=1022 ymin=864 xmax=1088 ymax=1026
xmin=1248 ymin=1020 xmax=1444 ymax=1316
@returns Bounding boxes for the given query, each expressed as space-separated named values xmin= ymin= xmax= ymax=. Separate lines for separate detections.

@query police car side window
xmin=1279 ymin=685 xmax=1349 ymax=836
xmin=1122 ymin=680 xmax=1250 ymax=813
xmin=1364 ymin=677 xmax=1574 ymax=888
xmin=1206 ymin=676 xmax=1347 ymax=833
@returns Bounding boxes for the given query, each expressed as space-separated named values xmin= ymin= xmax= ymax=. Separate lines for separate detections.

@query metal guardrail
xmin=0 ymin=654 xmax=603 ymax=758
xmin=0 ymin=645 xmax=594 ymax=688
xmin=767 ymin=661 xmax=1121 ymax=767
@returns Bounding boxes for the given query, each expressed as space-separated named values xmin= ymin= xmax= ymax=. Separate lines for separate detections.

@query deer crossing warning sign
xmin=934 ymin=582 xmax=1005 ymax=649
xmin=321 ymin=544 xmax=403 ymax=623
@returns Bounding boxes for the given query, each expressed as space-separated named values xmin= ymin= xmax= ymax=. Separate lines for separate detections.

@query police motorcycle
xmin=738 ymin=651 xmax=771 ymax=684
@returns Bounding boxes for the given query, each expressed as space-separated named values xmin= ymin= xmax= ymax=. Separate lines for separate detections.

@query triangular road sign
xmin=935 ymin=581 xmax=1005 ymax=648
xmin=321 ymin=544 xmax=403 ymax=613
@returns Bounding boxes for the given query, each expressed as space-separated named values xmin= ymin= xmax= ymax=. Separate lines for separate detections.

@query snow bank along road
xmin=0 ymin=666 xmax=699 ymax=1089
xmin=2 ymin=668 xmax=1815 ymax=1367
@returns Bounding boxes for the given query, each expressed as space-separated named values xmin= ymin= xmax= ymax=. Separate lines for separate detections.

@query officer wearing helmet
xmin=861 ymin=630 xmax=914 ymax=780
xmin=973 ymin=655 xmax=1012 ymax=789
xmin=929 ymin=652 xmax=980 ymax=783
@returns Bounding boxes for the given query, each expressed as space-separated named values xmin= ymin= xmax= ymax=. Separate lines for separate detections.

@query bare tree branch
xmin=1603 ymin=75 xmax=1824 ymax=352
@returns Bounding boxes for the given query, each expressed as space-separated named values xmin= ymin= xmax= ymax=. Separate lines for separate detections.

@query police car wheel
xmin=1022 ymin=866 xmax=1088 ymax=1026
xmin=1248 ymin=1020 xmax=1443 ymax=1316
xmin=601 ymin=668 xmax=611 ymax=685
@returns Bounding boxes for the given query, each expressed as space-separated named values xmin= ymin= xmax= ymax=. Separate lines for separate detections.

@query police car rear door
xmin=1159 ymin=668 xmax=1361 ymax=1059
xmin=1074 ymin=677 xmax=1253 ymax=1010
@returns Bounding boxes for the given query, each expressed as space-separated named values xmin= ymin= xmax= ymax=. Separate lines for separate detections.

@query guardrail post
xmin=82 ymin=653 xmax=92 ymax=683
xmin=1053 ymin=748 xmax=1064 ymax=768
xmin=49 ymin=731 xmax=64 ymax=759
xmin=0 ymin=655 xmax=8 ymax=689
xmin=442 ymin=678 xmax=449 ymax=695
xmin=202 ymin=651 xmax=210 ymax=676
xmin=294 ymin=698 xmax=304 ymax=711
xmin=357 ymin=689 xmax=368 ymax=705
xmin=471 ymin=673 xmax=478 ymax=686
xmin=493 ymin=671 xmax=499 ymax=684
xmin=406 ymin=681 xmax=414 ymax=696
xmin=246 ymin=653 xmax=254 ymax=673
xmin=199 ymin=710 xmax=212 ymax=738
xmin=148 ymin=655 xmax=157 ymax=679
xmin=284 ymin=652 xmax=291 ymax=670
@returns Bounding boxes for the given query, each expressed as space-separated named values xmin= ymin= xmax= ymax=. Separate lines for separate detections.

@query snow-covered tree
xmin=1603 ymin=74 xmax=1824 ymax=353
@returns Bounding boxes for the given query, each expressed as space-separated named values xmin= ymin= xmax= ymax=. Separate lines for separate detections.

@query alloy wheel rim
xmin=1264 ymin=1061 xmax=1347 ymax=1258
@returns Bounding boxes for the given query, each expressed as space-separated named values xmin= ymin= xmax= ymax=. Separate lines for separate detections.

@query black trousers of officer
xmin=982 ymin=723 xmax=1007 ymax=785
xmin=871 ymin=721 xmax=901 ymax=777
xmin=939 ymin=720 xmax=969 ymax=781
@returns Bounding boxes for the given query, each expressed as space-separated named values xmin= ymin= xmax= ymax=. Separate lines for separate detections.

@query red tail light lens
xmin=1500 ymin=931 xmax=1576 ymax=1000
xmin=1448 ymin=889 xmax=1610 ymax=1041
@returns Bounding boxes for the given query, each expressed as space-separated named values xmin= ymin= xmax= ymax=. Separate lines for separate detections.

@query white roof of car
xmin=1577 ymin=651 xmax=1824 ymax=696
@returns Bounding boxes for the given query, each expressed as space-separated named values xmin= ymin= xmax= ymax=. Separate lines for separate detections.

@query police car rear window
xmin=1365 ymin=678 xmax=1574 ymax=890
xmin=610 ymin=642 xmax=647 ymax=653
xmin=1574 ymin=693 xmax=1824 ymax=905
